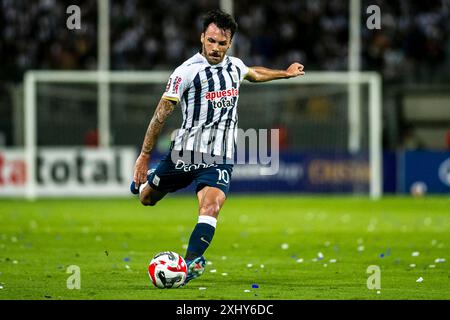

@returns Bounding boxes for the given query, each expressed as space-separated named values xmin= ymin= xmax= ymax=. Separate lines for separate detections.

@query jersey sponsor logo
xmin=174 ymin=159 xmax=217 ymax=172
xmin=205 ymin=88 xmax=239 ymax=101
xmin=172 ymin=76 xmax=182 ymax=94
xmin=211 ymin=98 xmax=234 ymax=109
xmin=165 ymin=78 xmax=172 ymax=92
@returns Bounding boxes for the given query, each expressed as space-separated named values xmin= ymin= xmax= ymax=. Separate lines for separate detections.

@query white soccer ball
xmin=148 ymin=251 xmax=187 ymax=289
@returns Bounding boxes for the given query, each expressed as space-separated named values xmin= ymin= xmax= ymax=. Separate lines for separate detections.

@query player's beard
xmin=202 ymin=44 xmax=222 ymax=65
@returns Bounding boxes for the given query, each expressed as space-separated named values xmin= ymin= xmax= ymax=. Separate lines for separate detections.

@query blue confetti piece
xmin=252 ymin=284 xmax=259 ymax=289
xmin=380 ymin=253 xmax=384 ymax=258
xmin=123 ymin=257 xmax=130 ymax=262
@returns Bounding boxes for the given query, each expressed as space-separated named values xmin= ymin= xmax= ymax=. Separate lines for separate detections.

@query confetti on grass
xmin=416 ymin=277 xmax=423 ymax=283
xmin=252 ymin=284 xmax=259 ymax=289
xmin=412 ymin=252 xmax=420 ymax=257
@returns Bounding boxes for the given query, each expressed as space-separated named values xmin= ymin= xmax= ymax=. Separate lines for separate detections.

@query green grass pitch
xmin=0 ymin=195 xmax=448 ymax=300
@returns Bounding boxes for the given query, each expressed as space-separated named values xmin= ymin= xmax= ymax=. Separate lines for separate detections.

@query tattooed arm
xmin=133 ymin=98 xmax=176 ymax=185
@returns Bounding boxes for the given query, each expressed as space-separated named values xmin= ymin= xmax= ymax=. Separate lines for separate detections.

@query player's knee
xmin=199 ymin=202 xmax=220 ymax=217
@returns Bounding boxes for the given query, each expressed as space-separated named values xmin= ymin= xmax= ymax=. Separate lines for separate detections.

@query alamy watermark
xmin=169 ymin=128 xmax=280 ymax=175
xmin=66 ymin=5 xmax=81 ymax=30
xmin=66 ymin=265 xmax=81 ymax=289
xmin=366 ymin=5 xmax=381 ymax=30
xmin=366 ymin=265 xmax=381 ymax=291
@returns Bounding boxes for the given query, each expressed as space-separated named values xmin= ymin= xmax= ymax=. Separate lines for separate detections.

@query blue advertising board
xmin=146 ymin=150 xmax=399 ymax=194
xmin=399 ymin=151 xmax=450 ymax=194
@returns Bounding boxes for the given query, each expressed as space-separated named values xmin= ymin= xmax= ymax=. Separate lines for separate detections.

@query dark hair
xmin=202 ymin=9 xmax=238 ymax=38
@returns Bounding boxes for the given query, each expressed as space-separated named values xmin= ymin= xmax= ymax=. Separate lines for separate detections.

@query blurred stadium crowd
xmin=1 ymin=0 xmax=449 ymax=83
xmin=0 ymin=0 xmax=449 ymax=150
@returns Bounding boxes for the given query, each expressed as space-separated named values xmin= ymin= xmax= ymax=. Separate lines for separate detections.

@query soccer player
xmin=131 ymin=9 xmax=305 ymax=284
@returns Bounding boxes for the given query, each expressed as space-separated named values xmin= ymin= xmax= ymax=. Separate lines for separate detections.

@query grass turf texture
xmin=0 ymin=196 xmax=448 ymax=300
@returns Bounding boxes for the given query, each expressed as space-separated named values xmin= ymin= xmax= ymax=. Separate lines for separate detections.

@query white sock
xmin=139 ymin=181 xmax=148 ymax=194
xmin=198 ymin=215 xmax=217 ymax=228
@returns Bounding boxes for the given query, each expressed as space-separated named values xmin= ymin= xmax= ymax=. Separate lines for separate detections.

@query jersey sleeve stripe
xmin=162 ymin=95 xmax=180 ymax=103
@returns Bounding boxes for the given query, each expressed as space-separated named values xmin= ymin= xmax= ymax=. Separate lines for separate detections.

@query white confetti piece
xmin=206 ymin=261 xmax=213 ymax=265
xmin=296 ymin=258 xmax=304 ymax=263
xmin=377 ymin=290 xmax=381 ymax=294
xmin=317 ymin=252 xmax=324 ymax=259
xmin=221 ymin=273 xmax=228 ymax=276
xmin=260 ymin=264 xmax=265 ymax=269
xmin=281 ymin=243 xmax=289 ymax=250
xmin=182 ymin=244 xmax=188 ymax=250
xmin=125 ymin=264 xmax=130 ymax=269
xmin=0 ymin=285 xmax=3 ymax=290
xmin=210 ymin=269 xmax=217 ymax=273
xmin=199 ymin=287 xmax=207 ymax=290
xmin=428 ymin=265 xmax=435 ymax=268
xmin=329 ymin=259 xmax=337 ymax=263
xmin=416 ymin=277 xmax=423 ymax=283
xmin=244 ymin=290 xmax=251 ymax=293
xmin=434 ymin=258 xmax=445 ymax=263
xmin=357 ymin=245 xmax=365 ymax=252
xmin=247 ymin=263 xmax=253 ymax=268
xmin=409 ymin=264 xmax=416 ymax=268
xmin=221 ymin=256 xmax=227 ymax=260
xmin=323 ymin=264 xmax=328 ymax=267
xmin=12 ymin=260 xmax=18 ymax=264
xmin=411 ymin=251 xmax=420 ymax=257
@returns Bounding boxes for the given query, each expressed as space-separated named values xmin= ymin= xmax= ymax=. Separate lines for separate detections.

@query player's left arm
xmin=244 ymin=63 xmax=305 ymax=83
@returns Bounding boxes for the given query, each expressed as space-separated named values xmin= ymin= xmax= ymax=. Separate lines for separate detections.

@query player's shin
xmin=185 ymin=215 xmax=217 ymax=262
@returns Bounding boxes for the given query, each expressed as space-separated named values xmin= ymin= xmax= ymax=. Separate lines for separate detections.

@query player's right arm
xmin=133 ymin=98 xmax=176 ymax=186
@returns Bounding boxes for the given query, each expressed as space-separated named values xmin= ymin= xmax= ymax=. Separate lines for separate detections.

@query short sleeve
xmin=231 ymin=57 xmax=249 ymax=82
xmin=162 ymin=66 xmax=191 ymax=103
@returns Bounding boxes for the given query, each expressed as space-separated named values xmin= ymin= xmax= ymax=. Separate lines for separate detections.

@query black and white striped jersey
xmin=162 ymin=52 xmax=249 ymax=159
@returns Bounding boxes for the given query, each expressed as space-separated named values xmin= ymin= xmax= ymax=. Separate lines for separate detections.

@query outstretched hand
xmin=286 ymin=63 xmax=305 ymax=78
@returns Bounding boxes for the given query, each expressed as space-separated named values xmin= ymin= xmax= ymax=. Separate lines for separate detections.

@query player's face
xmin=201 ymin=23 xmax=232 ymax=65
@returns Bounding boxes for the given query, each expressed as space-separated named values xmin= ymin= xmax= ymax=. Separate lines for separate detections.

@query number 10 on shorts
xmin=216 ymin=169 xmax=230 ymax=185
